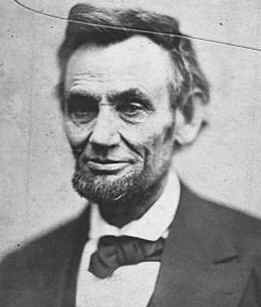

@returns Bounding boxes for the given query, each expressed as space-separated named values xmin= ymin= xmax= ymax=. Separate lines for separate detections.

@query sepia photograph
xmin=0 ymin=1 xmax=260 ymax=306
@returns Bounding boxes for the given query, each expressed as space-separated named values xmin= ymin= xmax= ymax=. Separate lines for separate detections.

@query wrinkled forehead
xmin=65 ymin=35 xmax=174 ymax=91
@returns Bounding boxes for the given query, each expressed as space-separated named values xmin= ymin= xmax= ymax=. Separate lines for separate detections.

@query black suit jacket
xmin=1 ymin=184 xmax=261 ymax=307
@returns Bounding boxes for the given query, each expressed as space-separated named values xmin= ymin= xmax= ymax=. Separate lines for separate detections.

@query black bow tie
xmin=88 ymin=235 xmax=165 ymax=279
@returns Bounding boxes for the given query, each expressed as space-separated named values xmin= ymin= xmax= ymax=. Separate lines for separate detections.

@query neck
xmin=98 ymin=173 xmax=169 ymax=228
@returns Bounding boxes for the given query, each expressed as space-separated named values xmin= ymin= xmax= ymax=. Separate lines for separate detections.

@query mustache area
xmin=71 ymin=131 xmax=144 ymax=161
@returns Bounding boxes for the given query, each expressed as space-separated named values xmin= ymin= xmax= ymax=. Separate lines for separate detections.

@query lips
xmin=85 ymin=158 xmax=130 ymax=173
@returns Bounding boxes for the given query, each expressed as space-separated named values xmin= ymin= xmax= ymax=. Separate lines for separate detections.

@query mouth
xmin=85 ymin=158 xmax=130 ymax=174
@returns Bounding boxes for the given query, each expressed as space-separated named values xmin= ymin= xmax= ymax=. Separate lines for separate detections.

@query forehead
xmin=65 ymin=35 xmax=173 ymax=94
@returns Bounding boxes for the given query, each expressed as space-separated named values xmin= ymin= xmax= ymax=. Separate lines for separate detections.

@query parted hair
xmin=57 ymin=3 xmax=210 ymax=121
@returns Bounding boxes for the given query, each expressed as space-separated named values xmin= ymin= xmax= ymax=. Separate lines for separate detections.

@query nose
xmin=89 ymin=104 xmax=120 ymax=147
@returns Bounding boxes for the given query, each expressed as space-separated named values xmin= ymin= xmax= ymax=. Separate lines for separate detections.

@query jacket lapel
xmin=149 ymin=184 xmax=251 ymax=307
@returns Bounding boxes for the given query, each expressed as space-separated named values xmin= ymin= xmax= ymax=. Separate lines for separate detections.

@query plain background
xmin=0 ymin=0 xmax=260 ymax=258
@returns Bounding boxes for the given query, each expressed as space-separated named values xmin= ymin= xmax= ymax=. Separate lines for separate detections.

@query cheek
xmin=145 ymin=121 xmax=175 ymax=169
xmin=64 ymin=118 xmax=92 ymax=146
xmin=150 ymin=125 xmax=175 ymax=157
xmin=119 ymin=125 xmax=154 ymax=157
xmin=119 ymin=121 xmax=175 ymax=160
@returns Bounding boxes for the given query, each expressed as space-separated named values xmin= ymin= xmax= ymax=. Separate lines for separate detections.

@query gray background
xmin=0 ymin=0 xmax=260 ymax=258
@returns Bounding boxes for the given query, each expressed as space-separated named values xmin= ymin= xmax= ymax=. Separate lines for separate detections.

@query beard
xmin=72 ymin=162 xmax=169 ymax=226
xmin=72 ymin=164 xmax=150 ymax=207
xmin=71 ymin=141 xmax=173 ymax=226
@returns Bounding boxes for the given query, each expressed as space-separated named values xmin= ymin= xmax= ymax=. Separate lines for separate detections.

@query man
xmin=1 ymin=3 xmax=261 ymax=307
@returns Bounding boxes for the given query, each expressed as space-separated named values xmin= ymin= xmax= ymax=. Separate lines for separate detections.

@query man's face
xmin=64 ymin=35 xmax=177 ymax=205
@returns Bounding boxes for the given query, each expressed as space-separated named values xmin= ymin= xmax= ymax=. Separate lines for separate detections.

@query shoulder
xmin=180 ymin=183 xmax=261 ymax=254
xmin=0 ymin=207 xmax=90 ymax=270
xmin=0 ymin=217 xmax=74 ymax=280
xmin=0 ymin=208 xmax=90 ymax=305
xmin=1 ymin=216 xmax=75 ymax=266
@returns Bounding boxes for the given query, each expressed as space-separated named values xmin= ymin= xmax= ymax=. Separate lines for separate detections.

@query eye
xmin=70 ymin=105 xmax=98 ymax=124
xmin=66 ymin=95 xmax=98 ymax=125
xmin=117 ymin=102 xmax=147 ymax=118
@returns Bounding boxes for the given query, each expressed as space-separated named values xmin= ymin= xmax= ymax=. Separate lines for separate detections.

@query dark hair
xmin=57 ymin=3 xmax=210 ymax=121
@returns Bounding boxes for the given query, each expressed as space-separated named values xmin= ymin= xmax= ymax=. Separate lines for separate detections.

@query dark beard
xmin=72 ymin=165 xmax=169 ymax=227
xmin=72 ymin=169 xmax=142 ymax=206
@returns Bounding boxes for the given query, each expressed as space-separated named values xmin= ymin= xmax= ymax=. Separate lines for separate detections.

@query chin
xmin=72 ymin=167 xmax=143 ymax=205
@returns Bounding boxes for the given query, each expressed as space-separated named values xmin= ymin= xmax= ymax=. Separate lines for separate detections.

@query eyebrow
xmin=66 ymin=88 xmax=153 ymax=107
xmin=66 ymin=89 xmax=101 ymax=102
xmin=108 ymin=88 xmax=151 ymax=104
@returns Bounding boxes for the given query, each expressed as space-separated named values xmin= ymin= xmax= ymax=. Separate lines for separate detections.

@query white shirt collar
xmin=89 ymin=171 xmax=180 ymax=241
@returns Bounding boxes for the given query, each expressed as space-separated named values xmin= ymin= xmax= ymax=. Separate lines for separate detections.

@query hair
xmin=57 ymin=3 xmax=210 ymax=121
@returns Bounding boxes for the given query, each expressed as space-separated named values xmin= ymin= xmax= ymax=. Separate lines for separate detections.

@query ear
xmin=174 ymin=96 xmax=206 ymax=145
